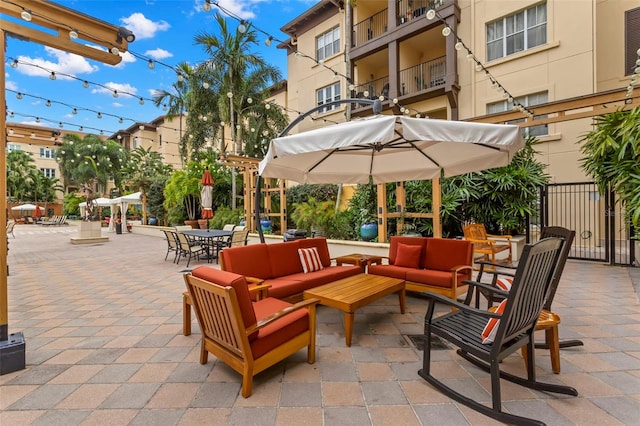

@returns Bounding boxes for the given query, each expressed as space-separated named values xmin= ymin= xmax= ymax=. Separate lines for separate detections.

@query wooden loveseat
xmin=368 ymin=236 xmax=473 ymax=301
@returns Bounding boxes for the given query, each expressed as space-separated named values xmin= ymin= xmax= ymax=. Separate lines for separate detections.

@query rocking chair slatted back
xmin=494 ymin=238 xmax=563 ymax=346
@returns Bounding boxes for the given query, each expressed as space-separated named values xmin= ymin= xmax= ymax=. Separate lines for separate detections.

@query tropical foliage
xmin=580 ymin=107 xmax=640 ymax=238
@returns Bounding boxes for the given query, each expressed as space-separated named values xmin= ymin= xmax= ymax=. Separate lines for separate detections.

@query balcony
xmin=397 ymin=0 xmax=443 ymax=25
xmin=399 ymin=56 xmax=446 ymax=95
xmin=353 ymin=9 xmax=388 ymax=48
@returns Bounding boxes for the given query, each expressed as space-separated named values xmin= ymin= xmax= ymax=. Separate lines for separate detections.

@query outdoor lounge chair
xmin=470 ymin=226 xmax=580 ymax=373
xmin=419 ymin=237 xmax=578 ymax=425
xmin=184 ymin=267 xmax=318 ymax=397
xmin=463 ymin=223 xmax=512 ymax=265
xmin=6 ymin=220 xmax=15 ymax=238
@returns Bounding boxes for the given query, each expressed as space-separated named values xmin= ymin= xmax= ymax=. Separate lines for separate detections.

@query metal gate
xmin=531 ymin=182 xmax=636 ymax=266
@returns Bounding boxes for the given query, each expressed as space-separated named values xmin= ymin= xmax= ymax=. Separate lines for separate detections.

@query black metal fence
xmin=529 ymin=182 xmax=636 ymax=266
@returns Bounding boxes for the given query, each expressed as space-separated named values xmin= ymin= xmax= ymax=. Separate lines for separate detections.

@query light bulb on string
xmin=59 ymin=122 xmax=63 ymax=128
xmin=227 ymin=92 xmax=233 ymax=98
xmin=177 ymin=73 xmax=184 ymax=82
xmin=45 ymin=100 xmax=51 ymax=107
xmin=69 ymin=29 xmax=78 ymax=39
xmin=83 ymin=80 xmax=89 ymax=88
xmin=265 ymin=36 xmax=273 ymax=47
xmin=35 ymin=117 xmax=40 ymax=123
xmin=426 ymin=9 xmax=436 ymax=20
xmin=10 ymin=59 xmax=18 ymax=68
xmin=50 ymin=72 xmax=57 ymax=80
xmin=475 ymin=63 xmax=483 ymax=72
xmin=348 ymin=84 xmax=355 ymax=91
xmin=97 ymin=113 xmax=102 ymax=119
xmin=148 ymin=59 xmax=155 ymax=69
xmin=72 ymin=108 xmax=77 ymax=115
xmin=162 ymin=104 xmax=167 ymax=111
xmin=442 ymin=27 xmax=451 ymax=37
xmin=113 ymin=90 xmax=119 ymax=98
xmin=110 ymin=46 xmax=119 ymax=55
xmin=139 ymin=98 xmax=144 ymax=105
xmin=21 ymin=9 xmax=32 ymax=21
xmin=202 ymin=0 xmax=211 ymax=12
xmin=202 ymin=82 xmax=209 ymax=89
xmin=237 ymin=20 xmax=247 ymax=33
xmin=455 ymin=41 xmax=463 ymax=50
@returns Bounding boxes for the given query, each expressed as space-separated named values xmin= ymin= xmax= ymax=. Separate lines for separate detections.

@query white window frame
xmin=41 ymin=168 xmax=56 ymax=178
xmin=317 ymin=82 xmax=341 ymax=114
xmin=486 ymin=2 xmax=547 ymax=62
xmin=7 ymin=144 xmax=21 ymax=152
xmin=487 ymin=91 xmax=548 ymax=137
xmin=316 ymin=27 xmax=341 ymax=61
xmin=39 ymin=147 xmax=56 ymax=159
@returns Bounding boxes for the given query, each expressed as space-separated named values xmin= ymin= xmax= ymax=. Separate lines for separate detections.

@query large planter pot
xmin=260 ymin=219 xmax=272 ymax=234
xmin=184 ymin=220 xmax=199 ymax=229
xmin=360 ymin=222 xmax=378 ymax=241
xmin=147 ymin=217 xmax=158 ymax=226
xmin=197 ymin=219 xmax=208 ymax=229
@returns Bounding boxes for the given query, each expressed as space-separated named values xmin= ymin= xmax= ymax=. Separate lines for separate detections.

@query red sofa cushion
xmin=395 ymin=243 xmax=422 ymax=268
xmin=267 ymin=241 xmax=304 ymax=277
xmin=251 ymin=297 xmax=309 ymax=358
xmin=283 ymin=266 xmax=361 ymax=289
xmin=298 ymin=238 xmax=331 ymax=267
xmin=406 ymin=268 xmax=460 ymax=289
xmin=368 ymin=264 xmax=409 ymax=280
xmin=191 ymin=266 xmax=258 ymax=341
xmin=389 ymin=236 xmax=427 ymax=268
xmin=221 ymin=244 xmax=273 ymax=279
xmin=424 ymin=238 xmax=472 ymax=279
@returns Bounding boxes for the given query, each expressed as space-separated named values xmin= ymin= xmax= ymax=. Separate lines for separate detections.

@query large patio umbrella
xmin=259 ymin=115 xmax=524 ymax=184
xmin=11 ymin=203 xmax=43 ymax=212
xmin=258 ymin=114 xmax=524 ymax=238
xmin=200 ymin=168 xmax=214 ymax=220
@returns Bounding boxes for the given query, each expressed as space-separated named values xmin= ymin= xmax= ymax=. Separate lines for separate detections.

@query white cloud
xmin=211 ymin=0 xmax=257 ymax=19
xmin=120 ymin=13 xmax=170 ymax=40
xmin=109 ymin=51 xmax=137 ymax=69
xmin=145 ymin=48 xmax=173 ymax=60
xmin=6 ymin=80 xmax=18 ymax=91
xmin=92 ymin=82 xmax=138 ymax=97
xmin=15 ymin=47 xmax=98 ymax=79
xmin=112 ymin=102 xmax=124 ymax=108
xmin=20 ymin=120 xmax=46 ymax=127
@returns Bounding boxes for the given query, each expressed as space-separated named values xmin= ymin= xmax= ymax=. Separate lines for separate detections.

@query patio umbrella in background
xmin=200 ymin=167 xmax=214 ymax=220
xmin=11 ymin=203 xmax=41 ymax=212
xmin=34 ymin=204 xmax=43 ymax=220
xmin=259 ymin=114 xmax=524 ymax=238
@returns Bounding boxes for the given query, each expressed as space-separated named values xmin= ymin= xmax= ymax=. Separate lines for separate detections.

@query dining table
xmin=179 ymin=229 xmax=233 ymax=263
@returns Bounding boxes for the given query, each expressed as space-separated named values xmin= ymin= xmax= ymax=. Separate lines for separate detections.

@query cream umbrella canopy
xmin=258 ymin=114 xmax=524 ymax=239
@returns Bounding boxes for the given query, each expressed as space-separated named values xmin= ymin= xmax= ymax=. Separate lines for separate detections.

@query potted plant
xmin=163 ymin=168 xmax=201 ymax=229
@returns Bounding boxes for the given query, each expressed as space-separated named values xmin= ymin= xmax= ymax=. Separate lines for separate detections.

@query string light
xmin=20 ymin=9 xmax=32 ymax=21
xmin=69 ymin=29 xmax=78 ymax=39
xmin=49 ymin=71 xmax=57 ymax=80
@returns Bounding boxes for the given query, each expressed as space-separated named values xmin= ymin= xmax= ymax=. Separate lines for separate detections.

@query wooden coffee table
xmin=303 ymin=274 xmax=405 ymax=347
xmin=335 ymin=253 xmax=383 ymax=272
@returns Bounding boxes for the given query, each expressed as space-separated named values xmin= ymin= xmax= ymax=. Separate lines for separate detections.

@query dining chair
xmin=162 ymin=229 xmax=179 ymax=263
xmin=175 ymin=232 xmax=207 ymax=267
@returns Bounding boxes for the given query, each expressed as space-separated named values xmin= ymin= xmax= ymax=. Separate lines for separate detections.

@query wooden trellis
xmin=220 ymin=155 xmax=286 ymax=234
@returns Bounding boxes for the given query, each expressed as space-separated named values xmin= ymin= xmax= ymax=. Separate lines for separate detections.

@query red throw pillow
xmin=481 ymin=299 xmax=507 ymax=344
xmin=394 ymin=243 xmax=422 ymax=268
xmin=298 ymin=247 xmax=324 ymax=273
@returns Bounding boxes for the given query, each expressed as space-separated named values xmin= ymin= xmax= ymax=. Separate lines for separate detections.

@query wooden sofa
xmin=220 ymin=237 xmax=362 ymax=301
xmin=367 ymin=236 xmax=473 ymax=300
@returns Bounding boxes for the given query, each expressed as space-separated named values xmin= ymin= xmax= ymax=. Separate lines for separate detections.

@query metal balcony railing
xmin=397 ymin=0 xmax=444 ymax=25
xmin=351 ymin=76 xmax=390 ymax=101
xmin=399 ymin=56 xmax=446 ymax=95
xmin=353 ymin=9 xmax=388 ymax=47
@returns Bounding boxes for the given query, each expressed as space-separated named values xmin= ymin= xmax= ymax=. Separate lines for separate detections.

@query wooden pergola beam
xmin=1 ymin=0 xmax=129 ymax=65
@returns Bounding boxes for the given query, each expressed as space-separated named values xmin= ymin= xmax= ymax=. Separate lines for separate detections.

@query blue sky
xmin=4 ymin=0 xmax=318 ymax=137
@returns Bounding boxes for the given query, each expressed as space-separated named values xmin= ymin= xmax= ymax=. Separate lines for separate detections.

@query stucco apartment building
xmin=278 ymin=0 xmax=640 ymax=184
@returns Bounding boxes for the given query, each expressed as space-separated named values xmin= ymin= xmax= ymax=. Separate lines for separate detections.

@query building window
xmin=487 ymin=2 xmax=547 ymax=62
xmin=41 ymin=168 xmax=56 ymax=178
xmin=317 ymin=82 xmax=341 ymax=114
xmin=7 ymin=144 xmax=21 ymax=152
xmin=626 ymin=7 xmax=640 ymax=75
xmin=316 ymin=27 xmax=340 ymax=61
xmin=39 ymin=147 xmax=56 ymax=159
xmin=488 ymin=91 xmax=548 ymax=137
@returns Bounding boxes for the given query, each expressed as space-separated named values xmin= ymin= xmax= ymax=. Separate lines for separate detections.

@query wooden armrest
xmin=450 ymin=264 xmax=473 ymax=273
xmin=245 ymin=276 xmax=264 ymax=285
xmin=246 ymin=298 xmax=319 ymax=334
xmin=486 ymin=233 xmax=512 ymax=241
xmin=248 ymin=284 xmax=271 ymax=301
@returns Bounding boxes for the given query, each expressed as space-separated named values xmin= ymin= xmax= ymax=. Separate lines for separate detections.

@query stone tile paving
xmin=1 ymin=224 xmax=639 ymax=425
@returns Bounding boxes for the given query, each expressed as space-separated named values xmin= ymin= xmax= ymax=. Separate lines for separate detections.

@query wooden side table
xmin=335 ymin=253 xmax=383 ymax=273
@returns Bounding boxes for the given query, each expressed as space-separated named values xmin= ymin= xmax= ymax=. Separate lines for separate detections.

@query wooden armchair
xmin=463 ymin=223 xmax=512 ymax=264
xmin=419 ymin=238 xmax=578 ymax=425
xmin=184 ymin=267 xmax=318 ymax=398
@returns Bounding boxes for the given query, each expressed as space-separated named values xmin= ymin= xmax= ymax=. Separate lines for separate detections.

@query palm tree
xmin=121 ymin=146 xmax=173 ymax=224
xmin=6 ymin=150 xmax=36 ymax=203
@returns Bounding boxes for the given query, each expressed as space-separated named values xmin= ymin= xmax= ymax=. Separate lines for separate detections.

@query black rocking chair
xmin=418 ymin=237 xmax=578 ymax=426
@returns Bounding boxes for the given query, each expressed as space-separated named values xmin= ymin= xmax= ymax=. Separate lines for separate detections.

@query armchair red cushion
xmin=191 ymin=266 xmax=258 ymax=341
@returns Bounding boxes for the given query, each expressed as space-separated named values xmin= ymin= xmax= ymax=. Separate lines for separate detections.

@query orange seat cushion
xmin=191 ymin=266 xmax=259 ymax=341
xmin=406 ymin=269 xmax=463 ymax=289
xmin=368 ymin=264 xmax=408 ymax=280
xmin=251 ymin=297 xmax=309 ymax=358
